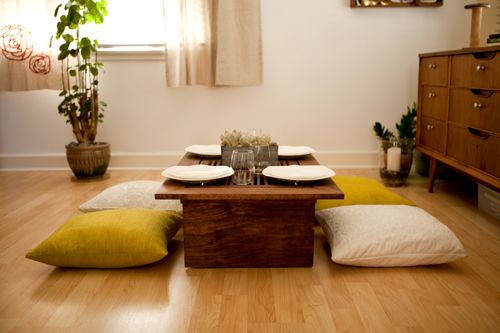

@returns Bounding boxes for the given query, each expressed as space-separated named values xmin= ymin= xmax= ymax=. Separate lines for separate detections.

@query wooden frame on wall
xmin=350 ymin=0 xmax=443 ymax=8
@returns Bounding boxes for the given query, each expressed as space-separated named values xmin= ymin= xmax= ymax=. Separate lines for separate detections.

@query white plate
xmin=278 ymin=146 xmax=315 ymax=158
xmin=263 ymin=165 xmax=335 ymax=182
xmin=161 ymin=165 xmax=233 ymax=183
xmin=185 ymin=145 xmax=221 ymax=157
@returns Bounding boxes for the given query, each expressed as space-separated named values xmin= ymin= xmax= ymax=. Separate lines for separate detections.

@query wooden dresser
xmin=417 ymin=45 xmax=500 ymax=192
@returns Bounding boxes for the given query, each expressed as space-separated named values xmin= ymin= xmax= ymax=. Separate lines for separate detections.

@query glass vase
xmin=379 ymin=138 xmax=415 ymax=187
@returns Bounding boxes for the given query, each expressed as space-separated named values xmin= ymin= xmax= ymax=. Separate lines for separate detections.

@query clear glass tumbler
xmin=230 ymin=148 xmax=255 ymax=185
xmin=253 ymin=145 xmax=271 ymax=174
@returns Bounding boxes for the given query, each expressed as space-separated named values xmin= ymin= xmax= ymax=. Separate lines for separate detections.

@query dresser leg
xmin=428 ymin=157 xmax=437 ymax=193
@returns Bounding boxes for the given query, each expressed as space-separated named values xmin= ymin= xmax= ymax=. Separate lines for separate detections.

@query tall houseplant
xmin=373 ymin=102 xmax=417 ymax=186
xmin=52 ymin=0 xmax=109 ymax=178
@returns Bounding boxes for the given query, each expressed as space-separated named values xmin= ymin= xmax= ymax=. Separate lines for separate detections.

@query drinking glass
xmin=230 ymin=148 xmax=255 ymax=185
xmin=253 ymin=145 xmax=271 ymax=174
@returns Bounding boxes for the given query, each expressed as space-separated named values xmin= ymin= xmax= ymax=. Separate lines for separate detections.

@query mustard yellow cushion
xmin=315 ymin=176 xmax=414 ymax=210
xmin=26 ymin=208 xmax=183 ymax=268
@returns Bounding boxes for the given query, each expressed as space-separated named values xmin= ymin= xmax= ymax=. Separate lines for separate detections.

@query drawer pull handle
xmin=472 ymin=52 xmax=496 ymax=60
xmin=468 ymin=127 xmax=490 ymax=140
xmin=471 ymin=89 xmax=494 ymax=98
xmin=426 ymin=124 xmax=434 ymax=130
xmin=473 ymin=102 xmax=483 ymax=109
xmin=428 ymin=92 xmax=436 ymax=98
xmin=476 ymin=64 xmax=486 ymax=71
xmin=428 ymin=63 xmax=437 ymax=69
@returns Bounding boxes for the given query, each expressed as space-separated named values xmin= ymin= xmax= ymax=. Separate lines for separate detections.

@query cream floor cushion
xmin=79 ymin=180 xmax=182 ymax=212
xmin=316 ymin=205 xmax=467 ymax=267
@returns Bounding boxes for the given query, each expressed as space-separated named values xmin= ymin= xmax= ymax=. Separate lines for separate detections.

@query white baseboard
xmin=0 ymin=151 xmax=379 ymax=171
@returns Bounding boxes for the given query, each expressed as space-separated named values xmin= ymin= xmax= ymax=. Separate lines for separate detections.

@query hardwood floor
xmin=0 ymin=169 xmax=498 ymax=332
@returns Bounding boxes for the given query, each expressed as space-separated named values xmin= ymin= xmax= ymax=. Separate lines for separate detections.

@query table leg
xmin=182 ymin=200 xmax=316 ymax=268
xmin=428 ymin=157 xmax=437 ymax=193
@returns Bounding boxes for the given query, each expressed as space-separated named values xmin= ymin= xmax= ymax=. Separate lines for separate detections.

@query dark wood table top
xmin=155 ymin=153 xmax=344 ymax=201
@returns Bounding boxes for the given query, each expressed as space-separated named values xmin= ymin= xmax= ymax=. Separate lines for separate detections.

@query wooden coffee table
xmin=155 ymin=153 xmax=344 ymax=268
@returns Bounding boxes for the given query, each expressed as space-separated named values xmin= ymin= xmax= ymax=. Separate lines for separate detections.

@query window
xmin=83 ymin=0 xmax=165 ymax=47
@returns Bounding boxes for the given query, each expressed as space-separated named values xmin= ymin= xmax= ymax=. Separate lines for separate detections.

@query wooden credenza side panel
xmin=417 ymin=46 xmax=500 ymax=192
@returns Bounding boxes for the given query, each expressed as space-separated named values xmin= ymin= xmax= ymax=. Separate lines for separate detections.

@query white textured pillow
xmin=316 ymin=205 xmax=466 ymax=267
xmin=79 ymin=181 xmax=182 ymax=213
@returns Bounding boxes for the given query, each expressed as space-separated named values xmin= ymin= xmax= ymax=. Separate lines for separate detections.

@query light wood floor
xmin=0 ymin=169 xmax=499 ymax=333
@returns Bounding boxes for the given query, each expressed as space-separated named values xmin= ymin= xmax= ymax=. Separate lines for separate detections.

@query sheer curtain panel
xmin=0 ymin=0 xmax=61 ymax=91
xmin=163 ymin=0 xmax=262 ymax=87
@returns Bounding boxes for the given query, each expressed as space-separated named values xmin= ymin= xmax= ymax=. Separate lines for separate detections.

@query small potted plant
xmin=52 ymin=0 xmax=109 ymax=178
xmin=373 ymin=102 xmax=416 ymax=186
xmin=220 ymin=129 xmax=278 ymax=167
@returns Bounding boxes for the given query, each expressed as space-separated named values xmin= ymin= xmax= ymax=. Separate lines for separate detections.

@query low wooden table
xmin=155 ymin=153 xmax=344 ymax=268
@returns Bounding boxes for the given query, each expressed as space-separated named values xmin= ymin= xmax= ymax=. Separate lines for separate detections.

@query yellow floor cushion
xmin=316 ymin=176 xmax=414 ymax=210
xmin=26 ymin=208 xmax=182 ymax=268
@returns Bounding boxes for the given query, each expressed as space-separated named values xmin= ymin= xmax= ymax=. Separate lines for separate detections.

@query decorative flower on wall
xmin=0 ymin=24 xmax=34 ymax=61
xmin=29 ymin=53 xmax=51 ymax=74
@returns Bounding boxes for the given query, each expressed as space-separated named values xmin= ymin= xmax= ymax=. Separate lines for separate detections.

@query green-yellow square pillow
xmin=26 ymin=208 xmax=183 ymax=268
xmin=315 ymin=176 xmax=414 ymax=210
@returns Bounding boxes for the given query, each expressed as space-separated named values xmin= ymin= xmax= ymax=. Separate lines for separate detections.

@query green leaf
xmin=63 ymin=34 xmax=74 ymax=43
xmin=80 ymin=37 xmax=91 ymax=47
xmin=59 ymin=43 xmax=69 ymax=52
xmin=92 ymin=80 xmax=99 ymax=85
xmin=69 ymin=49 xmax=78 ymax=57
xmin=69 ymin=69 xmax=77 ymax=76
xmin=72 ymin=85 xmax=79 ymax=91
xmin=59 ymin=90 xmax=67 ymax=96
xmin=67 ymin=5 xmax=82 ymax=26
xmin=58 ymin=49 xmax=70 ymax=60
xmin=54 ymin=4 xmax=62 ymax=17
xmin=90 ymin=67 xmax=98 ymax=76
xmin=79 ymin=64 xmax=87 ymax=71
xmin=81 ymin=46 xmax=91 ymax=59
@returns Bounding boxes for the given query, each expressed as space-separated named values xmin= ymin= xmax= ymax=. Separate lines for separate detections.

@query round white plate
xmin=278 ymin=146 xmax=315 ymax=158
xmin=161 ymin=165 xmax=233 ymax=183
xmin=185 ymin=145 xmax=221 ymax=157
xmin=263 ymin=165 xmax=335 ymax=182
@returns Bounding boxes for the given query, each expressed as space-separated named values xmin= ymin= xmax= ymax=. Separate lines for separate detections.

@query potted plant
xmin=52 ymin=0 xmax=109 ymax=178
xmin=373 ymin=102 xmax=416 ymax=186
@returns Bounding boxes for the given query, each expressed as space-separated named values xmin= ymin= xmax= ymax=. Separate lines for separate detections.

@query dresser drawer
xmin=451 ymin=52 xmax=500 ymax=89
xmin=421 ymin=86 xmax=448 ymax=120
xmin=420 ymin=56 xmax=448 ymax=86
xmin=449 ymin=89 xmax=500 ymax=133
xmin=419 ymin=117 xmax=446 ymax=153
xmin=447 ymin=125 xmax=500 ymax=177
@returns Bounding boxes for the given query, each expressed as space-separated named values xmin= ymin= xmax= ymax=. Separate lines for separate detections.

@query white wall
xmin=0 ymin=0 xmax=472 ymax=169
xmin=482 ymin=0 xmax=500 ymax=40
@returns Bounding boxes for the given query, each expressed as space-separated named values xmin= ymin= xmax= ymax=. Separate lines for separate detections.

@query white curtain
xmin=163 ymin=0 xmax=262 ymax=87
xmin=0 ymin=0 xmax=61 ymax=91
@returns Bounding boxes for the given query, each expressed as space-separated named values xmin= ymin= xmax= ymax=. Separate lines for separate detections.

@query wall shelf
xmin=350 ymin=0 xmax=443 ymax=8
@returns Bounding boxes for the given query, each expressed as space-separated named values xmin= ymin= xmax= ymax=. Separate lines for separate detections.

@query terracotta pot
xmin=65 ymin=142 xmax=110 ymax=178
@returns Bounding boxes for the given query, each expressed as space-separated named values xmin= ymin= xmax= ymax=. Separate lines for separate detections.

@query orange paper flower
xmin=0 ymin=24 xmax=34 ymax=61
xmin=29 ymin=53 xmax=51 ymax=74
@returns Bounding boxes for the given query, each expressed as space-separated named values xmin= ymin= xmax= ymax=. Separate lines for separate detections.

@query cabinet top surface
xmin=419 ymin=45 xmax=500 ymax=58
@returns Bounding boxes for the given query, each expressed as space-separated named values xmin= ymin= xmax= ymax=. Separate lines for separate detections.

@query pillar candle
xmin=387 ymin=147 xmax=401 ymax=172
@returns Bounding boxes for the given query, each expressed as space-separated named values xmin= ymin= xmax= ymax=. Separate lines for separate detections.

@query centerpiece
xmin=220 ymin=129 xmax=278 ymax=168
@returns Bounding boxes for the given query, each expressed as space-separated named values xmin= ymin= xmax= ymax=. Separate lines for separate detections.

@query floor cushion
xmin=315 ymin=176 xmax=414 ymax=210
xmin=26 ymin=208 xmax=183 ymax=268
xmin=79 ymin=180 xmax=182 ymax=212
xmin=316 ymin=205 xmax=466 ymax=267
